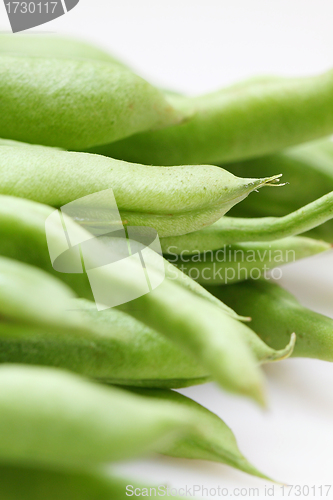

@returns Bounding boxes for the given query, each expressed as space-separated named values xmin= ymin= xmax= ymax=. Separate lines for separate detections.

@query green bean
xmin=0 ymin=196 xmax=266 ymax=402
xmin=0 ymin=144 xmax=281 ymax=237
xmin=129 ymin=388 xmax=270 ymax=479
xmin=227 ymin=139 xmax=333 ymax=242
xmin=91 ymin=72 xmax=333 ymax=165
xmin=209 ymin=280 xmax=333 ymax=362
xmin=0 ymin=55 xmax=183 ymax=150
xmin=0 ymin=257 xmax=294 ymax=386
xmin=161 ymin=191 xmax=333 ymax=254
xmin=0 ymin=364 xmax=199 ymax=468
xmin=0 ymin=33 xmax=125 ymax=66
xmin=167 ymin=237 xmax=331 ymax=285
xmin=0 ymin=258 xmax=208 ymax=386
xmin=0 ymin=464 xmax=167 ymax=500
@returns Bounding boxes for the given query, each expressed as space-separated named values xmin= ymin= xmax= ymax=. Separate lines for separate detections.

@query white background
xmin=2 ymin=1 xmax=333 ymax=498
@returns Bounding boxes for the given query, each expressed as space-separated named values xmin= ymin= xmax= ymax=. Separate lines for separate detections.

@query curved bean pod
xmin=167 ymin=237 xmax=331 ymax=285
xmin=92 ymin=71 xmax=333 ymax=166
xmin=0 ymin=464 xmax=164 ymax=500
xmin=227 ymin=139 xmax=333 ymax=242
xmin=0 ymin=261 xmax=294 ymax=387
xmin=130 ymin=389 xmax=270 ymax=480
xmin=0 ymin=55 xmax=182 ymax=149
xmin=0 ymin=364 xmax=198 ymax=468
xmin=209 ymin=280 xmax=333 ymax=362
xmin=0 ymin=196 xmax=266 ymax=402
xmin=0 ymin=145 xmax=281 ymax=237
xmin=161 ymin=191 xmax=333 ymax=254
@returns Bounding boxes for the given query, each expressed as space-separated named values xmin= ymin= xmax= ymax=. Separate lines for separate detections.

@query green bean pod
xmin=129 ymin=389 xmax=270 ymax=480
xmin=227 ymin=139 xmax=333 ymax=241
xmin=0 ymin=256 xmax=295 ymax=386
xmin=209 ymin=280 xmax=333 ymax=362
xmin=0 ymin=144 xmax=281 ymax=237
xmin=0 ymin=55 xmax=183 ymax=150
xmin=0 ymin=196 xmax=266 ymax=402
xmin=167 ymin=237 xmax=331 ymax=285
xmin=0 ymin=365 xmax=199 ymax=468
xmin=92 ymin=72 xmax=333 ymax=166
xmin=0 ymin=464 xmax=170 ymax=500
xmin=161 ymin=190 xmax=333 ymax=254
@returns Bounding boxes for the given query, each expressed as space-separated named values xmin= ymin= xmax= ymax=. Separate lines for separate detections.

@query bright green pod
xmin=0 ymin=258 xmax=294 ymax=386
xmin=0 ymin=145 xmax=280 ymax=237
xmin=130 ymin=389 xmax=271 ymax=479
xmin=0 ymin=464 xmax=168 ymax=500
xmin=167 ymin=237 xmax=331 ymax=285
xmin=0 ymin=365 xmax=199 ymax=469
xmin=160 ymin=190 xmax=333 ymax=254
xmin=91 ymin=72 xmax=333 ymax=165
xmin=209 ymin=280 xmax=333 ymax=362
xmin=227 ymin=139 xmax=333 ymax=241
xmin=0 ymin=197 xmax=266 ymax=403
xmin=0 ymin=55 xmax=182 ymax=150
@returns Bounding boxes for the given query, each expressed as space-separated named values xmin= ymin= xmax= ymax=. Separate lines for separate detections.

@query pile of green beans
xmin=1 ymin=33 xmax=333 ymax=493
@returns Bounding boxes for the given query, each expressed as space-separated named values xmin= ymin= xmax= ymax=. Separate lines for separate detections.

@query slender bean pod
xmin=0 ymin=144 xmax=281 ymax=237
xmin=0 ymin=257 xmax=294 ymax=386
xmin=130 ymin=389 xmax=270 ymax=480
xmin=92 ymin=72 xmax=333 ymax=165
xmin=0 ymin=365 xmax=199 ymax=468
xmin=210 ymin=280 xmax=333 ymax=362
xmin=0 ymin=196 xmax=266 ymax=402
xmin=161 ymin=191 xmax=333 ymax=254
xmin=0 ymin=55 xmax=183 ymax=149
xmin=167 ymin=237 xmax=331 ymax=285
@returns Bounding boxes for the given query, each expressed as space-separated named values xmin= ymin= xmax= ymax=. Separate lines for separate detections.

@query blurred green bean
xmin=0 ymin=365 xmax=198 ymax=468
xmin=92 ymin=72 xmax=333 ymax=165
xmin=130 ymin=388 xmax=271 ymax=480
xmin=210 ymin=280 xmax=333 ymax=362
xmin=0 ymin=196 xmax=266 ymax=402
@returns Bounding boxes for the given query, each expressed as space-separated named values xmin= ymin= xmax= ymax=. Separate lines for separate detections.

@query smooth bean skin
xmin=0 ymin=145 xmax=280 ymax=237
xmin=210 ymin=281 xmax=333 ymax=362
xmin=0 ymin=196 xmax=265 ymax=402
xmin=91 ymin=72 xmax=333 ymax=166
xmin=227 ymin=140 xmax=333 ymax=242
xmin=0 ymin=464 xmax=163 ymax=500
xmin=167 ymin=237 xmax=331 ymax=285
xmin=0 ymin=55 xmax=182 ymax=150
xmin=0 ymin=365 xmax=199 ymax=468
xmin=0 ymin=195 xmax=93 ymax=300
xmin=160 ymin=190 xmax=333 ymax=254
xmin=0 ymin=290 xmax=294 ymax=388
xmin=130 ymin=389 xmax=270 ymax=480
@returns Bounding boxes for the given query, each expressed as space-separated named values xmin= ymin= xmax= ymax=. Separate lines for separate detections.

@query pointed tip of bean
xmin=253 ymin=388 xmax=268 ymax=409
xmin=258 ymin=173 xmax=284 ymax=187
xmin=268 ymin=332 xmax=297 ymax=362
